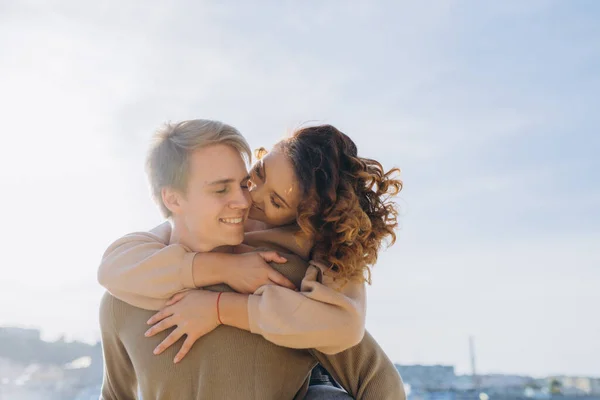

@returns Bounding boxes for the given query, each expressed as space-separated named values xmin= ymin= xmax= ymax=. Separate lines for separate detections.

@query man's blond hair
xmin=146 ymin=119 xmax=251 ymax=217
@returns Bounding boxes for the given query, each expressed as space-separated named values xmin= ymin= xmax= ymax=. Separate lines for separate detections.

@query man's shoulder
xmin=99 ymin=292 xmax=157 ymax=330
xmin=244 ymin=224 xmax=312 ymax=259
xmin=263 ymin=250 xmax=309 ymax=288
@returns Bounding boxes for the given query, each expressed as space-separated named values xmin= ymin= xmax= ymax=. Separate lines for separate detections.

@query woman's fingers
xmin=146 ymin=307 xmax=174 ymax=325
xmin=173 ymin=335 xmax=199 ymax=363
xmin=153 ymin=327 xmax=184 ymax=355
xmin=165 ymin=292 xmax=187 ymax=306
xmin=258 ymin=251 xmax=287 ymax=264
xmin=268 ymin=270 xmax=296 ymax=290
xmin=145 ymin=316 xmax=176 ymax=338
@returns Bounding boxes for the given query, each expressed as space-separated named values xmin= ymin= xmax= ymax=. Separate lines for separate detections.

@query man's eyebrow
xmin=207 ymin=175 xmax=251 ymax=186
xmin=207 ymin=178 xmax=235 ymax=185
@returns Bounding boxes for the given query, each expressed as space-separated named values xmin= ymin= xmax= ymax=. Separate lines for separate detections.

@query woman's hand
xmin=224 ymin=251 xmax=296 ymax=293
xmin=145 ymin=290 xmax=219 ymax=363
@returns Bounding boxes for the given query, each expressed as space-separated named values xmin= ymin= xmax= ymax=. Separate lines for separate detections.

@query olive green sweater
xmin=99 ymin=250 xmax=405 ymax=399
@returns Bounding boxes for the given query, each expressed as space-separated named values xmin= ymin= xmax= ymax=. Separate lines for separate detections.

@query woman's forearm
xmin=191 ymin=252 xmax=231 ymax=287
xmin=218 ymin=292 xmax=250 ymax=331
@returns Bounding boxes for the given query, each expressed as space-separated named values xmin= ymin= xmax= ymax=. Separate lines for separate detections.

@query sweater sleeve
xmin=99 ymin=292 xmax=139 ymax=400
xmin=97 ymin=222 xmax=196 ymax=311
xmin=247 ymin=260 xmax=366 ymax=354
xmin=98 ymin=225 xmax=366 ymax=352
xmin=310 ymin=330 xmax=406 ymax=400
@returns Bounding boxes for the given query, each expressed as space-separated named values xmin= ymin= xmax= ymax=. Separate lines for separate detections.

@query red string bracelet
xmin=216 ymin=292 xmax=224 ymax=325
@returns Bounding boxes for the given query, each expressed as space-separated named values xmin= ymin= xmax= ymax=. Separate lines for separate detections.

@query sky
xmin=0 ymin=0 xmax=598 ymax=377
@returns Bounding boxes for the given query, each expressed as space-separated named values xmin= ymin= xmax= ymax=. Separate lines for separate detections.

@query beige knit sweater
xmin=98 ymin=223 xmax=366 ymax=354
xmin=99 ymin=249 xmax=405 ymax=399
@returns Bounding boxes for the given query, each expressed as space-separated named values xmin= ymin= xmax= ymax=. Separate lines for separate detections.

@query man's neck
xmin=169 ymin=219 xmax=235 ymax=254
xmin=169 ymin=220 xmax=209 ymax=252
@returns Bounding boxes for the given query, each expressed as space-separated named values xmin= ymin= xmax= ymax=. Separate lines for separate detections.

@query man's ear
xmin=161 ymin=187 xmax=183 ymax=215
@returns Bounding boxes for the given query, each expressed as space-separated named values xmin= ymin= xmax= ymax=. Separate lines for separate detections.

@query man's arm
xmin=310 ymin=331 xmax=406 ymax=400
xmin=99 ymin=292 xmax=138 ymax=400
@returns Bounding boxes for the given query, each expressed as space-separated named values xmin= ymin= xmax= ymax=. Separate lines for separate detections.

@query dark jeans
xmin=306 ymin=365 xmax=353 ymax=400
xmin=305 ymin=385 xmax=354 ymax=400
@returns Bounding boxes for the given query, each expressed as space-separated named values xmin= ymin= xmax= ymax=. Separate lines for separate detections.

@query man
xmin=99 ymin=119 xmax=404 ymax=399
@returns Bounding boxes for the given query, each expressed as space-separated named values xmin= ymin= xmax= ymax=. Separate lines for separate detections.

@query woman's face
xmin=247 ymin=148 xmax=301 ymax=226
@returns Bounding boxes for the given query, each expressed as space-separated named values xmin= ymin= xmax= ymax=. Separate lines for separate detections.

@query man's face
xmin=174 ymin=144 xmax=251 ymax=251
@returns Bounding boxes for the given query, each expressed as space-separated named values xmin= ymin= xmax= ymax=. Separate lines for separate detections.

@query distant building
xmin=550 ymin=376 xmax=600 ymax=395
xmin=396 ymin=364 xmax=457 ymax=390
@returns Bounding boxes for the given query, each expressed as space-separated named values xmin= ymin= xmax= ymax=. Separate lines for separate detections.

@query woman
xmin=98 ymin=124 xmax=402 ymax=364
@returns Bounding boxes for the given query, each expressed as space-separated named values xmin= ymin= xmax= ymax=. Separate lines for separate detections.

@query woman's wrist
xmin=217 ymin=292 xmax=250 ymax=331
xmin=192 ymin=253 xmax=233 ymax=287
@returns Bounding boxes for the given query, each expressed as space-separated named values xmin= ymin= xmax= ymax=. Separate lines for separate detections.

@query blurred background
xmin=1 ymin=0 xmax=598 ymax=399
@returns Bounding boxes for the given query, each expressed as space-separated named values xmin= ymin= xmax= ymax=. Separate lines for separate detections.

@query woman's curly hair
xmin=277 ymin=124 xmax=402 ymax=284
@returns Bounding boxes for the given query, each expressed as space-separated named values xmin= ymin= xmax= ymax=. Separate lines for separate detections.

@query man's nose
xmin=230 ymin=187 xmax=251 ymax=210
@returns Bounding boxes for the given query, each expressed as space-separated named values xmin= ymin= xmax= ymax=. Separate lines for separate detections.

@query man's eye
xmin=241 ymin=177 xmax=252 ymax=190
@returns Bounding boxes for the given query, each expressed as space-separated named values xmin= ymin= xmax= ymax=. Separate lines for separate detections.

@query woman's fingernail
xmin=145 ymin=330 xmax=150 ymax=337
xmin=153 ymin=348 xmax=160 ymax=355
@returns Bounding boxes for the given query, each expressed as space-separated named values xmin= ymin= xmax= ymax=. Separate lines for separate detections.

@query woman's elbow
xmin=349 ymin=318 xmax=366 ymax=347
xmin=341 ymin=318 xmax=365 ymax=351
xmin=343 ymin=305 xmax=366 ymax=347
xmin=320 ymin=314 xmax=365 ymax=355
xmin=97 ymin=263 xmax=115 ymax=289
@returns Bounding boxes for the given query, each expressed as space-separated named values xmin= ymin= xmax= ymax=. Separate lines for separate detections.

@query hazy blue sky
xmin=1 ymin=0 xmax=598 ymax=376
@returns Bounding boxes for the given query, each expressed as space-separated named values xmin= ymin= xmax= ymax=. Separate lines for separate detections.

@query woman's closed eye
xmin=215 ymin=187 xmax=228 ymax=194
xmin=270 ymin=195 xmax=281 ymax=209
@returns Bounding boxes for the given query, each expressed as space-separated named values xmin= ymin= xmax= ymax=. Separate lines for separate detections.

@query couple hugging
xmin=98 ymin=119 xmax=405 ymax=399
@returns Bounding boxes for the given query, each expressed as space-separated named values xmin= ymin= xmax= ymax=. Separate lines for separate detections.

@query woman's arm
xmin=243 ymin=259 xmax=366 ymax=354
xmin=147 ymin=255 xmax=366 ymax=359
xmin=100 ymin=225 xmax=366 ymax=353
xmin=97 ymin=223 xmax=196 ymax=310
xmin=97 ymin=223 xmax=294 ymax=310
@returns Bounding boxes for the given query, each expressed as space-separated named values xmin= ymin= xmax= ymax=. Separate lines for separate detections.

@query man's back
xmin=99 ymin=250 xmax=405 ymax=400
xmin=100 ymin=292 xmax=317 ymax=399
